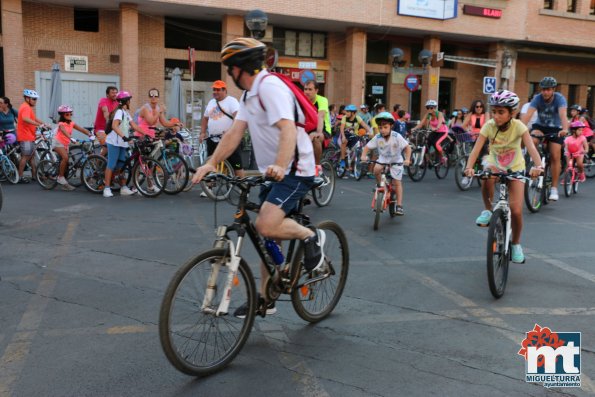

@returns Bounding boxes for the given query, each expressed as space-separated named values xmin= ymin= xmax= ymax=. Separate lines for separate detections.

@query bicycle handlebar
xmin=365 ymin=160 xmax=404 ymax=166
xmin=474 ymin=169 xmax=529 ymax=181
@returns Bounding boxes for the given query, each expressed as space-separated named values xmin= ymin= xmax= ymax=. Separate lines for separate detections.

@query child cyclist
xmin=564 ymin=121 xmax=589 ymax=182
xmin=52 ymin=105 xmax=92 ymax=190
xmin=464 ymin=90 xmax=543 ymax=263
xmin=361 ymin=112 xmax=411 ymax=215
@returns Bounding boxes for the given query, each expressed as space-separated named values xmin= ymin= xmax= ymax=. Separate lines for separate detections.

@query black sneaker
xmin=233 ymin=295 xmax=276 ymax=319
xmin=303 ymin=228 xmax=326 ymax=272
xmin=18 ymin=177 xmax=30 ymax=184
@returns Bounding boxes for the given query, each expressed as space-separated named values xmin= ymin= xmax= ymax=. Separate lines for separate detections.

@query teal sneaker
xmin=475 ymin=210 xmax=492 ymax=227
xmin=511 ymin=244 xmax=525 ymax=264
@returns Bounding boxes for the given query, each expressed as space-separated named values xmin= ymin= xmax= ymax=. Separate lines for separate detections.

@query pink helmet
xmin=570 ymin=121 xmax=586 ymax=129
xmin=488 ymin=89 xmax=520 ymax=110
xmin=116 ymin=91 xmax=132 ymax=101
xmin=57 ymin=104 xmax=73 ymax=113
xmin=3 ymin=133 xmax=16 ymax=145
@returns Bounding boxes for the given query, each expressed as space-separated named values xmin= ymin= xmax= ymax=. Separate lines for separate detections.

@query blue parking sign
xmin=483 ymin=77 xmax=496 ymax=94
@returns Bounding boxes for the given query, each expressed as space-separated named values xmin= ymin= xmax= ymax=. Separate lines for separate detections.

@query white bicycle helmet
xmin=23 ymin=89 xmax=39 ymax=99
xmin=57 ymin=104 xmax=73 ymax=113
xmin=425 ymin=100 xmax=438 ymax=108
xmin=488 ymin=89 xmax=520 ymax=110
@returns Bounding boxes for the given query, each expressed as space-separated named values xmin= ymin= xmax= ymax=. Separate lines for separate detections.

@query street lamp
xmin=418 ymin=49 xmax=433 ymax=69
xmin=245 ymin=9 xmax=268 ymax=40
xmin=390 ymin=47 xmax=405 ymax=68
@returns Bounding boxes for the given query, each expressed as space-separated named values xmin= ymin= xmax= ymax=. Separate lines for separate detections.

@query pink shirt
xmin=135 ymin=104 xmax=159 ymax=139
xmin=565 ymin=135 xmax=586 ymax=156
xmin=56 ymin=122 xmax=74 ymax=146
xmin=94 ymin=97 xmax=118 ymax=132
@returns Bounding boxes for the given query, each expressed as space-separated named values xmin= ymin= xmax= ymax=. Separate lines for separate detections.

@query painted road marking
xmin=0 ymin=219 xmax=79 ymax=397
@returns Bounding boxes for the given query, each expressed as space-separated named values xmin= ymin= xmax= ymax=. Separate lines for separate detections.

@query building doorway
xmin=438 ymin=78 xmax=453 ymax=115
xmin=365 ymin=73 xmax=387 ymax=109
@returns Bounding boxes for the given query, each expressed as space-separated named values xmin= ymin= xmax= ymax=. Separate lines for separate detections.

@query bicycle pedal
xmin=302 ymin=197 xmax=312 ymax=206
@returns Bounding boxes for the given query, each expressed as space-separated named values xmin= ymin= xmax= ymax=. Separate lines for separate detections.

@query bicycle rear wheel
xmin=584 ymin=157 xmax=595 ymax=178
xmin=373 ymin=190 xmax=384 ymax=231
xmin=563 ymin=171 xmax=572 ymax=197
xmin=81 ymin=155 xmax=107 ymax=193
xmin=407 ymin=149 xmax=426 ymax=182
xmin=36 ymin=159 xmax=58 ymax=190
xmin=572 ymin=177 xmax=579 ymax=194
xmin=312 ymin=160 xmax=336 ymax=207
xmin=200 ymin=158 xmax=235 ymax=201
xmin=159 ymin=248 xmax=257 ymax=376
xmin=1 ymin=156 xmax=19 ymax=184
xmin=486 ymin=209 xmax=509 ymax=299
xmin=290 ymin=221 xmax=349 ymax=323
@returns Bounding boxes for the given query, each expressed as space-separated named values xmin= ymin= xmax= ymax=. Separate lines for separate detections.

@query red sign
xmin=463 ymin=5 xmax=502 ymax=18
xmin=188 ymin=47 xmax=195 ymax=76
xmin=404 ymin=73 xmax=420 ymax=93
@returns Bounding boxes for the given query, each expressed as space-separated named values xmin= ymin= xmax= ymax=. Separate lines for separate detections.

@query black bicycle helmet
xmin=569 ymin=104 xmax=582 ymax=112
xmin=539 ymin=76 xmax=557 ymax=88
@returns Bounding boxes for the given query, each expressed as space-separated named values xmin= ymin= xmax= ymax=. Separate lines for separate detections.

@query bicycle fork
xmin=202 ymin=231 xmax=244 ymax=316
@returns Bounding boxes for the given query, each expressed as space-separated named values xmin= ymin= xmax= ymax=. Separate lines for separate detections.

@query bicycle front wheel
xmin=36 ymin=159 xmax=58 ymax=190
xmin=312 ymin=160 xmax=336 ymax=207
xmin=434 ymin=157 xmax=449 ymax=179
xmin=200 ymin=158 xmax=235 ymax=201
xmin=407 ymin=149 xmax=426 ymax=182
xmin=454 ymin=158 xmax=472 ymax=191
xmin=584 ymin=157 xmax=595 ymax=178
xmin=1 ymin=156 xmax=19 ymax=184
xmin=133 ymin=157 xmax=168 ymax=198
xmin=486 ymin=209 xmax=509 ymax=299
xmin=373 ymin=191 xmax=384 ymax=231
xmin=81 ymin=155 xmax=107 ymax=194
xmin=290 ymin=221 xmax=349 ymax=323
xmin=162 ymin=152 xmax=189 ymax=195
xmin=563 ymin=171 xmax=572 ymax=197
xmin=159 ymin=248 xmax=257 ymax=376
xmin=524 ymin=159 xmax=543 ymax=213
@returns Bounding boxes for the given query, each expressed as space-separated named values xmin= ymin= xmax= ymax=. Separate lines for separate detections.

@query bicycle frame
xmin=493 ymin=178 xmax=512 ymax=258
xmin=371 ymin=172 xmax=393 ymax=212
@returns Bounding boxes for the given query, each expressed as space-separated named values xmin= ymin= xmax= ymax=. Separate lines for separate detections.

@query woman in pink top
xmin=52 ymin=105 xmax=92 ymax=190
xmin=135 ymin=88 xmax=177 ymax=139
xmin=411 ymin=99 xmax=451 ymax=164
xmin=565 ymin=121 xmax=589 ymax=182
xmin=463 ymin=99 xmax=490 ymax=139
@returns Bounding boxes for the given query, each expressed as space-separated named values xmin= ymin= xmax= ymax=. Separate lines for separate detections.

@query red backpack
xmin=255 ymin=72 xmax=319 ymax=133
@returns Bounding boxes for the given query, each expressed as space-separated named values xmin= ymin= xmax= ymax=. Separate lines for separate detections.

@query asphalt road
xmin=0 ymin=171 xmax=594 ymax=397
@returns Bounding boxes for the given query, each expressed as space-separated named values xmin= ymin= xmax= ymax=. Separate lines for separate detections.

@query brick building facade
xmin=1 ymin=0 xmax=594 ymax=125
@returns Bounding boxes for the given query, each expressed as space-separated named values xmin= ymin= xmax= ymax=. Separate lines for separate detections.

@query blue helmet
xmin=345 ymin=104 xmax=357 ymax=112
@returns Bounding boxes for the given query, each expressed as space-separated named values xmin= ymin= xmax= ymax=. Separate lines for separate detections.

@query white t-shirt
xmin=366 ymin=131 xmax=409 ymax=163
xmin=520 ymin=102 xmax=538 ymax=129
xmin=235 ymin=70 xmax=315 ymax=177
xmin=204 ymin=96 xmax=240 ymax=137
xmin=105 ymin=109 xmax=131 ymax=148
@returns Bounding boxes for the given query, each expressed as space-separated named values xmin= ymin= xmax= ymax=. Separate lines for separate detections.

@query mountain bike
xmin=475 ymin=169 xmax=529 ymax=299
xmin=583 ymin=148 xmax=595 ymax=179
xmin=149 ymin=127 xmax=190 ymax=195
xmin=368 ymin=161 xmax=402 ymax=230
xmin=159 ymin=174 xmax=349 ymax=376
xmin=562 ymin=153 xmax=582 ymax=197
xmin=407 ymin=129 xmax=428 ymax=181
xmin=310 ymin=160 xmax=336 ymax=207
xmin=36 ymin=140 xmax=97 ymax=190
xmin=0 ymin=135 xmax=19 ymax=184
xmin=452 ymin=128 xmax=480 ymax=191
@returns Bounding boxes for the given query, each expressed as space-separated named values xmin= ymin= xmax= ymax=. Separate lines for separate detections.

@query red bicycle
xmin=562 ymin=153 xmax=583 ymax=197
xmin=369 ymin=160 xmax=403 ymax=230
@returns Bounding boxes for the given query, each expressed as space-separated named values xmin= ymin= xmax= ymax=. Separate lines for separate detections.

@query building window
xmin=567 ymin=0 xmax=577 ymax=12
xmin=543 ymin=0 xmax=553 ymax=9
xmin=366 ymin=40 xmax=389 ymax=65
xmin=165 ymin=18 xmax=221 ymax=52
xmin=74 ymin=8 xmax=99 ymax=32
xmin=591 ymin=0 xmax=595 ymax=14
xmin=586 ymin=86 xmax=594 ymax=116
xmin=273 ymin=28 xmax=326 ymax=59
xmin=528 ymin=82 xmax=540 ymax=101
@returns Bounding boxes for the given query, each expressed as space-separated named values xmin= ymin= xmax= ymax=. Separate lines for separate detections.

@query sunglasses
xmin=213 ymin=88 xmax=223 ymax=92
xmin=226 ymin=66 xmax=234 ymax=76
xmin=29 ymin=98 xmax=38 ymax=101
xmin=63 ymin=112 xmax=73 ymax=116
xmin=475 ymin=105 xmax=483 ymax=108
xmin=149 ymin=94 xmax=159 ymax=98
xmin=426 ymin=106 xmax=436 ymax=110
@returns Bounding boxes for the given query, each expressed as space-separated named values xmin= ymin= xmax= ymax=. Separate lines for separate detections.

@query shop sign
xmin=298 ymin=61 xmax=317 ymax=69
xmin=397 ymin=0 xmax=458 ymax=20
xmin=463 ymin=5 xmax=502 ymax=18
xmin=404 ymin=73 xmax=420 ymax=92
xmin=65 ymin=55 xmax=88 ymax=72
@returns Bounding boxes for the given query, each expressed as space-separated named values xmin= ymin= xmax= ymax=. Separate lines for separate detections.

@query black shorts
xmin=531 ymin=124 xmax=564 ymax=145
xmin=206 ymin=138 xmax=243 ymax=170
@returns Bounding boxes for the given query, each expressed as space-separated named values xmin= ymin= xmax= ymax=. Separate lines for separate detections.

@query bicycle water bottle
xmin=264 ymin=239 xmax=284 ymax=266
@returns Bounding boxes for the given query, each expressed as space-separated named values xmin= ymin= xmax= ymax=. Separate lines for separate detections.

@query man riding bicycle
xmin=191 ymin=37 xmax=326 ymax=317
xmin=520 ymin=76 xmax=570 ymax=201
